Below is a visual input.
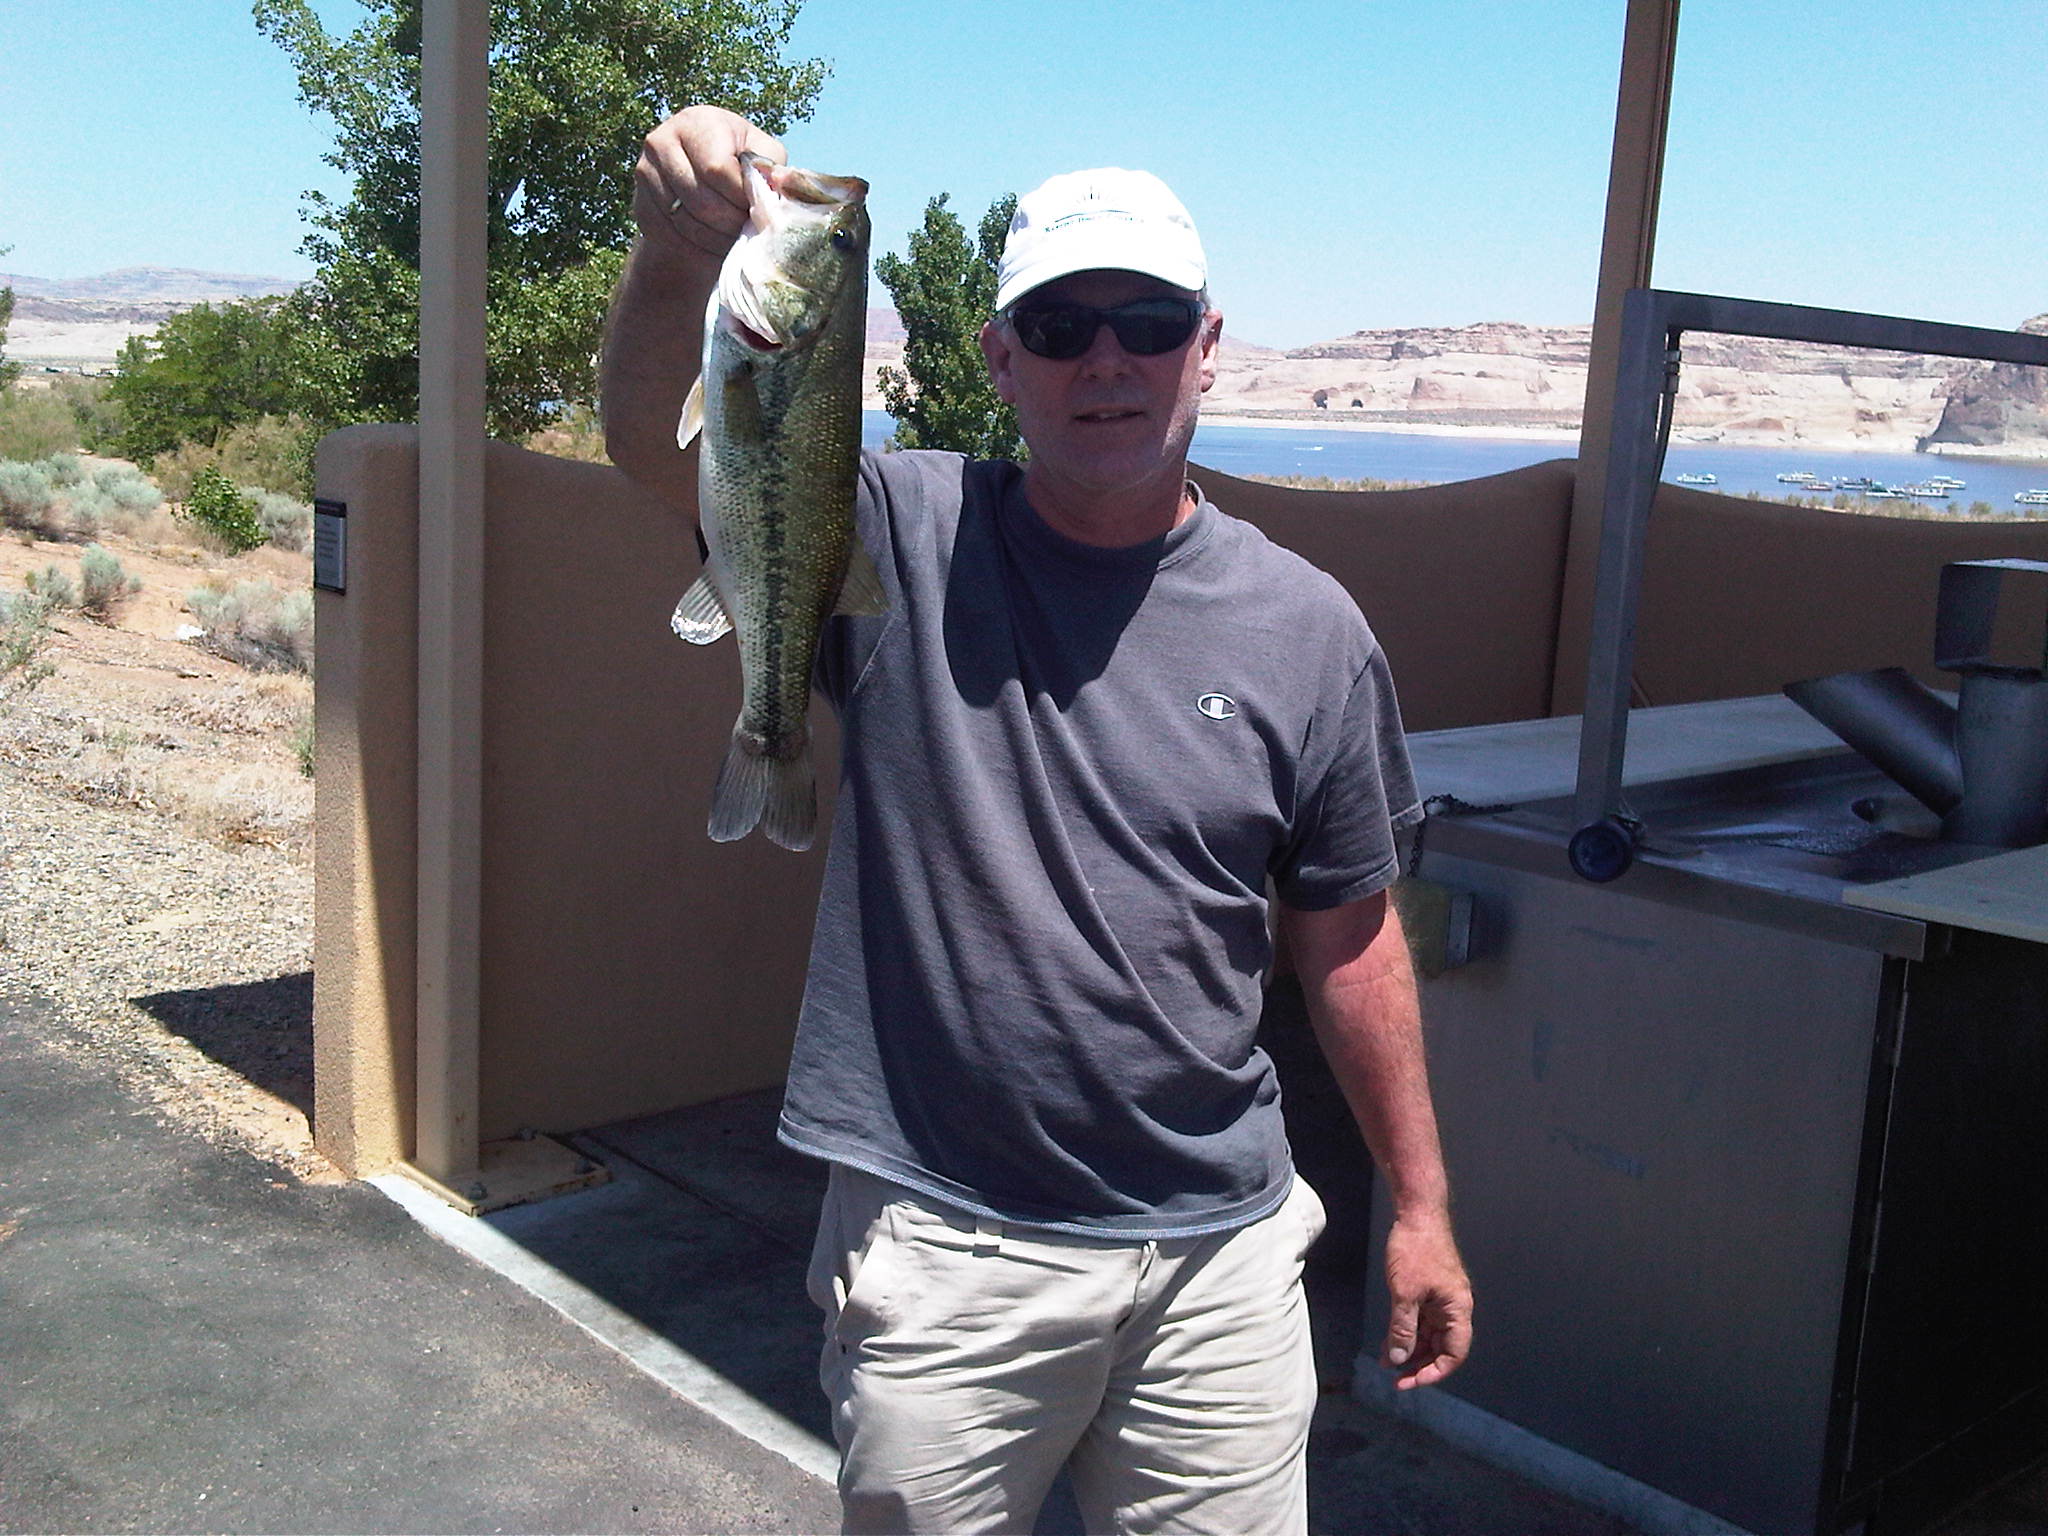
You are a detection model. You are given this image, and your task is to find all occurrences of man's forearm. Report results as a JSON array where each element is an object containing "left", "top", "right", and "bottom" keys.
[
  {"left": 600, "top": 235, "right": 714, "bottom": 512},
  {"left": 1286, "top": 892, "right": 1470, "bottom": 1384},
  {"left": 1291, "top": 898, "right": 1451, "bottom": 1220}
]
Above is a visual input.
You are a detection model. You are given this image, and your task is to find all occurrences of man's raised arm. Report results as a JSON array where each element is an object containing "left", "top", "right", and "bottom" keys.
[{"left": 600, "top": 106, "right": 785, "bottom": 516}]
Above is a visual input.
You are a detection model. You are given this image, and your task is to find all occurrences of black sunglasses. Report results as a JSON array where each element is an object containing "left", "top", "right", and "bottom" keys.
[{"left": 1006, "top": 297, "right": 1204, "bottom": 361}]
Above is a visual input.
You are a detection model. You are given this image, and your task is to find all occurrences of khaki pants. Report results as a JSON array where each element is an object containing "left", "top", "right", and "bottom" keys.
[{"left": 807, "top": 1164, "right": 1326, "bottom": 1536}]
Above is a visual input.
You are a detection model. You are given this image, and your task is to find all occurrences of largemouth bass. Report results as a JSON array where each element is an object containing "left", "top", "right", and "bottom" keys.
[{"left": 672, "top": 153, "right": 882, "bottom": 851}]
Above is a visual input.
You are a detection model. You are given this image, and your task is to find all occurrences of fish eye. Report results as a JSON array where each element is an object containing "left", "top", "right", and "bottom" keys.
[{"left": 831, "top": 226, "right": 854, "bottom": 250}]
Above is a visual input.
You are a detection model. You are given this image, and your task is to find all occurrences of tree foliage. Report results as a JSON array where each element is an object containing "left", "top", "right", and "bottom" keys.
[
  {"left": 0, "top": 245, "right": 20, "bottom": 392},
  {"left": 0, "top": 288, "right": 19, "bottom": 394},
  {"left": 253, "top": 0, "right": 826, "bottom": 436},
  {"left": 182, "top": 464, "right": 269, "bottom": 554},
  {"left": 875, "top": 193, "right": 1022, "bottom": 460},
  {"left": 109, "top": 298, "right": 299, "bottom": 461}
]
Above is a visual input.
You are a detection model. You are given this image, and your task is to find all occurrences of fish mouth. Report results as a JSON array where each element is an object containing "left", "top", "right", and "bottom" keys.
[
  {"left": 726, "top": 314, "right": 785, "bottom": 354},
  {"left": 744, "top": 152, "right": 868, "bottom": 209}
]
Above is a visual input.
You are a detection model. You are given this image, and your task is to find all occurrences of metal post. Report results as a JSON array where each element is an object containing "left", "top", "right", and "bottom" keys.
[
  {"left": 1550, "top": 0, "right": 1681, "bottom": 717},
  {"left": 1563, "top": 292, "right": 2048, "bottom": 879},
  {"left": 415, "top": 0, "right": 488, "bottom": 1184}
]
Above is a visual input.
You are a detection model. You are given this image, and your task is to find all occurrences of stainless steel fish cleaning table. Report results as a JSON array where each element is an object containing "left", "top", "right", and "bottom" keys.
[{"left": 1362, "top": 294, "right": 2048, "bottom": 1536}]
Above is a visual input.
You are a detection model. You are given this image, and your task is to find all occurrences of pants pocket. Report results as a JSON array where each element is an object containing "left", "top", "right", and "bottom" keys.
[{"left": 1292, "top": 1174, "right": 1328, "bottom": 1257}]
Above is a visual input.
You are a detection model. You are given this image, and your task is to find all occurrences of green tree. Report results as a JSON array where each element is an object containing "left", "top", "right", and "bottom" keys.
[
  {"left": 0, "top": 245, "right": 21, "bottom": 392},
  {"left": 875, "top": 193, "right": 1022, "bottom": 459},
  {"left": 254, "top": 0, "right": 826, "bottom": 437},
  {"left": 109, "top": 297, "right": 298, "bottom": 461}
]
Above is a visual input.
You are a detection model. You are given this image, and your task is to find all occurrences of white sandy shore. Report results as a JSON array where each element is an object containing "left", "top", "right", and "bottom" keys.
[
  {"left": 1199, "top": 410, "right": 2048, "bottom": 460},
  {"left": 1201, "top": 411, "right": 1581, "bottom": 444}
]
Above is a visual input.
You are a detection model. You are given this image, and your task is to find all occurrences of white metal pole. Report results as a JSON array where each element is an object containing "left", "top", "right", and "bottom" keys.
[{"left": 415, "top": 0, "right": 489, "bottom": 1184}]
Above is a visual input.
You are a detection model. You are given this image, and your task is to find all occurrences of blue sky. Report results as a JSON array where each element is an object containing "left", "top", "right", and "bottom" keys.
[{"left": 1, "top": 1, "right": 2041, "bottom": 348}]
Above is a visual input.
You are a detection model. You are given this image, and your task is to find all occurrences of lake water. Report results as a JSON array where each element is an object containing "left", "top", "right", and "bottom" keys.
[{"left": 860, "top": 410, "right": 2048, "bottom": 513}]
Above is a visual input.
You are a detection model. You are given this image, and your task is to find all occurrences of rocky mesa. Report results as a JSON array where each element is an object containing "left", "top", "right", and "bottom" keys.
[{"left": 864, "top": 310, "right": 2046, "bottom": 455}]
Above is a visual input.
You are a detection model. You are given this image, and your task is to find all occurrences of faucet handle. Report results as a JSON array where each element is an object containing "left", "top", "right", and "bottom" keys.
[{"left": 1935, "top": 558, "right": 2048, "bottom": 675}]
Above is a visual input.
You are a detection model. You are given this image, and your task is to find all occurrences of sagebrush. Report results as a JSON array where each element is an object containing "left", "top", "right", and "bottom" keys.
[
  {"left": 78, "top": 544, "right": 143, "bottom": 621},
  {"left": 0, "top": 456, "right": 162, "bottom": 539},
  {"left": 24, "top": 563, "right": 77, "bottom": 609},
  {"left": 0, "top": 591, "right": 55, "bottom": 695},
  {"left": 185, "top": 577, "right": 315, "bottom": 673}
]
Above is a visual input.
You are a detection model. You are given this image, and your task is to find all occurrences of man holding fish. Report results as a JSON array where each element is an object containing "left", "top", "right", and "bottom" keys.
[{"left": 603, "top": 104, "right": 1470, "bottom": 1536}]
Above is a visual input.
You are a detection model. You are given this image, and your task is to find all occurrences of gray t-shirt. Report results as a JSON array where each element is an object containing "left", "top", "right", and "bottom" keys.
[{"left": 778, "top": 450, "right": 1421, "bottom": 1238}]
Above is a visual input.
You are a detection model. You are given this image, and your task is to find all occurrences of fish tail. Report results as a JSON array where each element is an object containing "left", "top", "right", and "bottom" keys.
[{"left": 708, "top": 732, "right": 816, "bottom": 851}]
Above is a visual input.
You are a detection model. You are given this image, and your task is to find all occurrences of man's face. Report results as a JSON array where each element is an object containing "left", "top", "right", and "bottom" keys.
[{"left": 979, "top": 269, "right": 1222, "bottom": 504}]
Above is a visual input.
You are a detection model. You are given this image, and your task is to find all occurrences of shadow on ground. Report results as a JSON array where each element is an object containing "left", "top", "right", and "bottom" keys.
[{"left": 133, "top": 970, "right": 313, "bottom": 1116}]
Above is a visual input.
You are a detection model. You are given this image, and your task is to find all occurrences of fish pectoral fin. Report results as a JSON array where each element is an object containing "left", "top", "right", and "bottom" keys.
[
  {"left": 833, "top": 535, "right": 889, "bottom": 618},
  {"left": 677, "top": 376, "right": 704, "bottom": 450},
  {"left": 671, "top": 574, "right": 734, "bottom": 644}
]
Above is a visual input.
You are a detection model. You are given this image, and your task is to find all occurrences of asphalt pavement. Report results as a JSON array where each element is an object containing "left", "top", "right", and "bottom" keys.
[{"left": 4, "top": 984, "right": 2043, "bottom": 1536}]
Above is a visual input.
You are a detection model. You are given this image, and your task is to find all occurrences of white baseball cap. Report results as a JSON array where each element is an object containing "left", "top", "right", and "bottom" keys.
[{"left": 995, "top": 167, "right": 1207, "bottom": 312}]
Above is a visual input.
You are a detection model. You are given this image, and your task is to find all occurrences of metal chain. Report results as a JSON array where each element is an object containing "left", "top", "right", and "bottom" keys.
[{"left": 1406, "top": 793, "right": 1517, "bottom": 877}]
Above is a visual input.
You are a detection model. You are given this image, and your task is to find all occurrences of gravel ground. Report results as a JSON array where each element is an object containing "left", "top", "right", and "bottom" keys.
[
  {"left": 0, "top": 519, "right": 326, "bottom": 1179},
  {"left": 0, "top": 751, "right": 330, "bottom": 1182}
]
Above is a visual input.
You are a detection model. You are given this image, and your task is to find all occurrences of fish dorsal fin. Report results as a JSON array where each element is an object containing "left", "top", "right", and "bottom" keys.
[
  {"left": 671, "top": 573, "right": 733, "bottom": 644},
  {"left": 834, "top": 534, "right": 889, "bottom": 618},
  {"left": 676, "top": 375, "right": 704, "bottom": 450}
]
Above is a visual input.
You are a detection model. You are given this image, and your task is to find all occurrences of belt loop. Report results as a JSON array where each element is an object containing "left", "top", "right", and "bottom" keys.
[{"left": 973, "top": 1214, "right": 1002, "bottom": 1257}]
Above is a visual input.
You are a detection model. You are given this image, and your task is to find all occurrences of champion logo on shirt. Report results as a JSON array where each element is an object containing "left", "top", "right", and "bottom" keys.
[{"left": 1196, "top": 693, "right": 1237, "bottom": 721}]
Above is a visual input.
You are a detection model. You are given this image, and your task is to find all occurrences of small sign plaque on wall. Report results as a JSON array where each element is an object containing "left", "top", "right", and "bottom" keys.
[{"left": 313, "top": 498, "right": 347, "bottom": 593}]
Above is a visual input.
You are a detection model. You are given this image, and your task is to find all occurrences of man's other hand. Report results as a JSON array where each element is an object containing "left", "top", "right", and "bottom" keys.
[{"left": 1382, "top": 1211, "right": 1471, "bottom": 1390}]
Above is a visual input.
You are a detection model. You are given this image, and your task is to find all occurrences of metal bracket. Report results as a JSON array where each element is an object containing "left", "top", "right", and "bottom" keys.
[{"left": 1568, "top": 291, "right": 2048, "bottom": 879}]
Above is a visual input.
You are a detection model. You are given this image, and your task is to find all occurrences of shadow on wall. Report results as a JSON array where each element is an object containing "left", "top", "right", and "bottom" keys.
[{"left": 133, "top": 971, "right": 315, "bottom": 1120}]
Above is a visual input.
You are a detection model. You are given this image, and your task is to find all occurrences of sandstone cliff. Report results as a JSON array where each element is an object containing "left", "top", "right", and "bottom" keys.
[
  {"left": 1193, "top": 320, "right": 2010, "bottom": 453},
  {"left": 1920, "top": 314, "right": 2048, "bottom": 457}
]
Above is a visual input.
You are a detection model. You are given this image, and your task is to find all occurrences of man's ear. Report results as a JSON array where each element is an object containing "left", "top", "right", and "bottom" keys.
[
  {"left": 1197, "top": 308, "right": 1223, "bottom": 393},
  {"left": 979, "top": 319, "right": 1019, "bottom": 405}
]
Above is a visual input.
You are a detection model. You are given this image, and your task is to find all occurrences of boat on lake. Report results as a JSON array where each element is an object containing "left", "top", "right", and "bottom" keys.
[
  {"left": 1776, "top": 471, "right": 1818, "bottom": 483},
  {"left": 2017, "top": 490, "right": 2048, "bottom": 506},
  {"left": 1674, "top": 472, "right": 1717, "bottom": 485}
]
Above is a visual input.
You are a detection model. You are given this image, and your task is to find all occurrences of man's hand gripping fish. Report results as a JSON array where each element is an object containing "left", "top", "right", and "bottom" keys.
[{"left": 672, "top": 154, "right": 883, "bottom": 851}]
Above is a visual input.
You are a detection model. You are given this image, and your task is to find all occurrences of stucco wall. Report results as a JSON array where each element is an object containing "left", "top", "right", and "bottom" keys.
[
  {"left": 1634, "top": 486, "right": 2048, "bottom": 706},
  {"left": 474, "top": 439, "right": 835, "bottom": 1141},
  {"left": 312, "top": 425, "right": 421, "bottom": 1174},
  {"left": 314, "top": 428, "right": 836, "bottom": 1168},
  {"left": 1198, "top": 459, "right": 1579, "bottom": 732},
  {"left": 314, "top": 432, "right": 2047, "bottom": 1169}
]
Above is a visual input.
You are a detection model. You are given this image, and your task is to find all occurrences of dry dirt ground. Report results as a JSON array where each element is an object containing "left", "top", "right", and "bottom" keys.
[{"left": 0, "top": 509, "right": 331, "bottom": 1182}]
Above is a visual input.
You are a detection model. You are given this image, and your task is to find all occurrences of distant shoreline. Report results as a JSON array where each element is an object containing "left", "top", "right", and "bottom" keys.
[
  {"left": 1200, "top": 411, "right": 1580, "bottom": 444},
  {"left": 1196, "top": 409, "right": 2048, "bottom": 461}
]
